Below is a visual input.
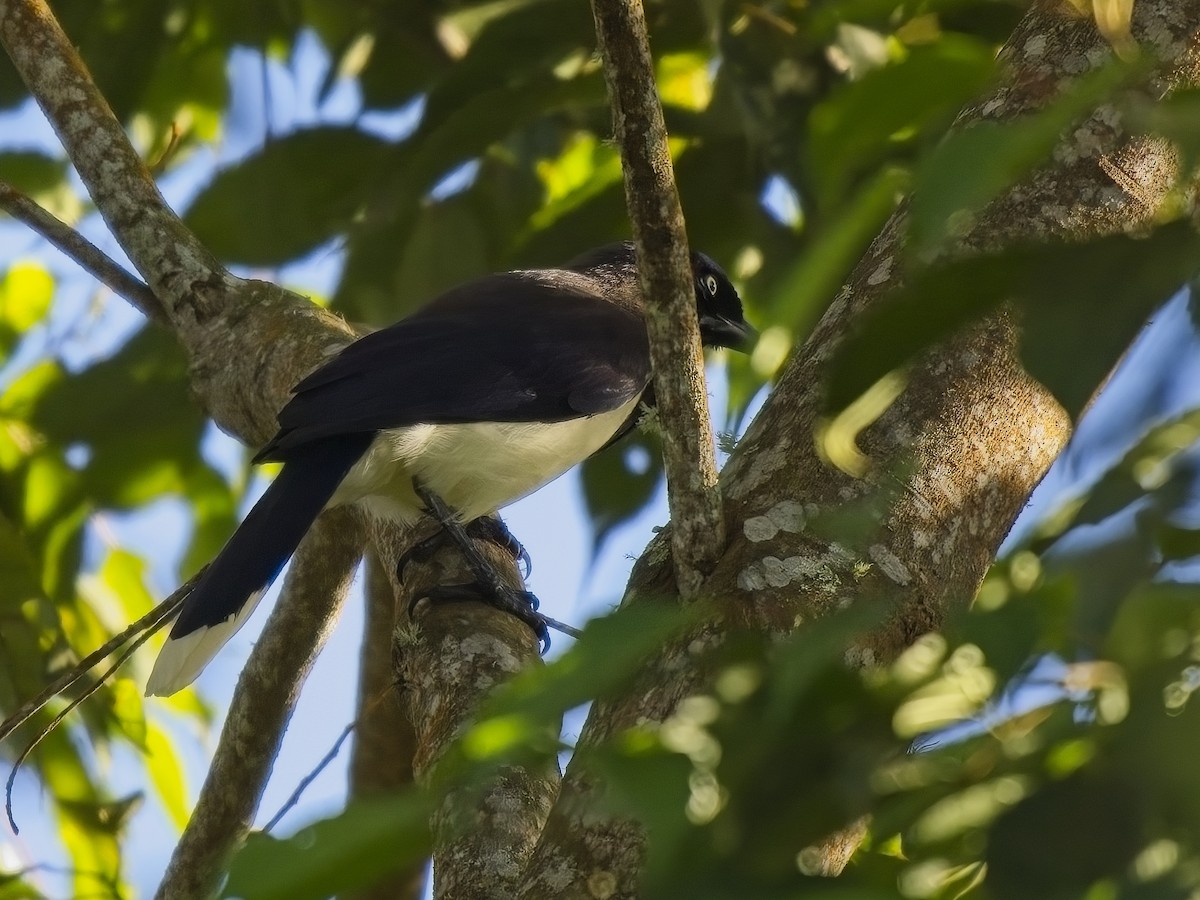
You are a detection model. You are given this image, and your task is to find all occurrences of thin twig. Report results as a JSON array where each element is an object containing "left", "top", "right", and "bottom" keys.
[
  {"left": 0, "top": 180, "right": 166, "bottom": 323},
  {"left": 0, "top": 567, "right": 204, "bottom": 745},
  {"left": 263, "top": 720, "right": 358, "bottom": 833},
  {"left": 5, "top": 597, "right": 179, "bottom": 832}
]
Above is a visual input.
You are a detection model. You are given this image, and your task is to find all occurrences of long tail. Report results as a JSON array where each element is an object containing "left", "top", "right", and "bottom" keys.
[{"left": 145, "top": 433, "right": 374, "bottom": 696}]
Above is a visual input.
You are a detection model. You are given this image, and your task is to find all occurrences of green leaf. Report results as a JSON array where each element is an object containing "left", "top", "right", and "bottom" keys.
[
  {"left": 419, "top": 0, "right": 595, "bottom": 132},
  {"left": 223, "top": 794, "right": 432, "bottom": 900},
  {"left": 771, "top": 167, "right": 909, "bottom": 338},
  {"left": 986, "top": 772, "right": 1143, "bottom": 899},
  {"left": 185, "top": 127, "right": 390, "bottom": 265},
  {"left": 1032, "top": 407, "right": 1200, "bottom": 545},
  {"left": 809, "top": 37, "right": 996, "bottom": 207},
  {"left": 909, "top": 60, "right": 1137, "bottom": 253},
  {"left": 398, "top": 71, "right": 608, "bottom": 214},
  {"left": 0, "top": 151, "right": 67, "bottom": 198},
  {"left": 31, "top": 326, "right": 220, "bottom": 512},
  {"left": 0, "top": 262, "right": 54, "bottom": 361},
  {"left": 469, "top": 603, "right": 702, "bottom": 746},
  {"left": 826, "top": 220, "right": 1200, "bottom": 417},
  {"left": 144, "top": 721, "right": 191, "bottom": 830}
]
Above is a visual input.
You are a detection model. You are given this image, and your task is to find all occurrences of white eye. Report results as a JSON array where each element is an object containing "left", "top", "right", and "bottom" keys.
[{"left": 705, "top": 274, "right": 719, "bottom": 296}]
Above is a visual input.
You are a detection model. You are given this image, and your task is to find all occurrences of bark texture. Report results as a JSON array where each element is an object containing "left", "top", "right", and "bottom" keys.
[
  {"left": 0, "top": 0, "right": 562, "bottom": 893},
  {"left": 522, "top": 2, "right": 1200, "bottom": 895},
  {"left": 370, "top": 519, "right": 559, "bottom": 900},
  {"left": 592, "top": 0, "right": 724, "bottom": 597}
]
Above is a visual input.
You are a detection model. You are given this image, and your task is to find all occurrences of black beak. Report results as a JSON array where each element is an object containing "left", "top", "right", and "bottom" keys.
[{"left": 701, "top": 314, "right": 758, "bottom": 352}]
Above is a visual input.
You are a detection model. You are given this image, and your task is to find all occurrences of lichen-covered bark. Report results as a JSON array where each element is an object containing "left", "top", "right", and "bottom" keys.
[
  {"left": 370, "top": 520, "right": 559, "bottom": 900},
  {"left": 592, "top": 0, "right": 724, "bottom": 597},
  {"left": 522, "top": 2, "right": 1200, "bottom": 895}
]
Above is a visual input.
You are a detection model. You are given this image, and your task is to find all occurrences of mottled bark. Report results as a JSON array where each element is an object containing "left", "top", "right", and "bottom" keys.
[
  {"left": 370, "top": 520, "right": 559, "bottom": 900},
  {"left": 522, "top": 2, "right": 1200, "bottom": 896},
  {"left": 592, "top": 0, "right": 724, "bottom": 597}
]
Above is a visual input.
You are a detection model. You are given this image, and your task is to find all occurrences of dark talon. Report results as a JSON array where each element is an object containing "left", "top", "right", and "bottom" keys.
[
  {"left": 464, "top": 517, "right": 532, "bottom": 578},
  {"left": 409, "top": 582, "right": 549, "bottom": 652},
  {"left": 400, "top": 516, "right": 532, "bottom": 581},
  {"left": 409, "top": 483, "right": 558, "bottom": 654},
  {"left": 397, "top": 526, "right": 450, "bottom": 580}
]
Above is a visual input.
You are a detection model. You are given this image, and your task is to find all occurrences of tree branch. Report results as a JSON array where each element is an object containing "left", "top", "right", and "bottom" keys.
[
  {"left": 0, "top": 180, "right": 166, "bottom": 323},
  {"left": 0, "top": 0, "right": 231, "bottom": 324},
  {"left": 345, "top": 549, "right": 426, "bottom": 900},
  {"left": 155, "top": 509, "right": 364, "bottom": 900},
  {"left": 591, "top": 0, "right": 723, "bottom": 597},
  {"left": 524, "top": 2, "right": 1200, "bottom": 894},
  {"left": 372, "top": 520, "right": 559, "bottom": 900},
  {"left": 0, "top": 0, "right": 362, "bottom": 452}
]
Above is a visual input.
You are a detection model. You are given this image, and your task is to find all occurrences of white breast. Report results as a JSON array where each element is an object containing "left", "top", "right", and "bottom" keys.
[{"left": 332, "top": 395, "right": 642, "bottom": 524}]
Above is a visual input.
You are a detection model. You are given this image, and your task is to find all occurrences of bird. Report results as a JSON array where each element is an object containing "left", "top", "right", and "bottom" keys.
[{"left": 144, "top": 242, "right": 754, "bottom": 696}]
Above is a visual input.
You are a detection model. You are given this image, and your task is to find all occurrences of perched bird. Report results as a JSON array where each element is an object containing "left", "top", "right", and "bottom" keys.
[{"left": 145, "top": 242, "right": 753, "bottom": 696}]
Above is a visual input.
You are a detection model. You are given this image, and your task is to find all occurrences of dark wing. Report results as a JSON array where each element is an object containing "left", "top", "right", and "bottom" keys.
[{"left": 256, "top": 272, "right": 650, "bottom": 461}]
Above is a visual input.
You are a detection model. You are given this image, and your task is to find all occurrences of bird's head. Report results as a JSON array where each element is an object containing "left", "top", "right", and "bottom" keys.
[
  {"left": 690, "top": 252, "right": 755, "bottom": 352},
  {"left": 565, "top": 242, "right": 756, "bottom": 352}
]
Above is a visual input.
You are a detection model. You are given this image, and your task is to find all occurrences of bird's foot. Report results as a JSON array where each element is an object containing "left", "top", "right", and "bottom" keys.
[
  {"left": 409, "top": 582, "right": 550, "bottom": 653},
  {"left": 396, "top": 516, "right": 530, "bottom": 580},
  {"left": 465, "top": 517, "right": 532, "bottom": 578},
  {"left": 407, "top": 482, "right": 551, "bottom": 651}
]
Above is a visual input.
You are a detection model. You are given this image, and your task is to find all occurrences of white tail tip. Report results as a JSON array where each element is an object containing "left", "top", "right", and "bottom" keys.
[{"left": 145, "top": 590, "right": 265, "bottom": 696}]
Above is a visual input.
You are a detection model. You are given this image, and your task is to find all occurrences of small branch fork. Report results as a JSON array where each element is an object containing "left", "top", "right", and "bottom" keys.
[{"left": 0, "top": 180, "right": 166, "bottom": 323}]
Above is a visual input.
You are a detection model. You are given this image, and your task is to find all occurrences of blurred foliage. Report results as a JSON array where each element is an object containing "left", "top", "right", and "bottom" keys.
[{"left": 1, "top": 0, "right": 1200, "bottom": 895}]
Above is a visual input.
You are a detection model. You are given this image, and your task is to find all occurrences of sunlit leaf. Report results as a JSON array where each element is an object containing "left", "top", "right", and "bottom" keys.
[
  {"left": 0, "top": 262, "right": 54, "bottom": 361},
  {"left": 144, "top": 721, "right": 190, "bottom": 830}
]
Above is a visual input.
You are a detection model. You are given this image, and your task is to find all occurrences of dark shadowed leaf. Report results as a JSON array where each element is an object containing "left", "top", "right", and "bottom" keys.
[
  {"left": 0, "top": 152, "right": 67, "bottom": 197},
  {"left": 186, "top": 127, "right": 390, "bottom": 265},
  {"left": 581, "top": 432, "right": 663, "bottom": 553},
  {"left": 986, "top": 772, "right": 1144, "bottom": 899},
  {"left": 771, "top": 167, "right": 908, "bottom": 336},
  {"left": 29, "top": 327, "right": 217, "bottom": 511},
  {"left": 827, "top": 221, "right": 1200, "bottom": 417}
]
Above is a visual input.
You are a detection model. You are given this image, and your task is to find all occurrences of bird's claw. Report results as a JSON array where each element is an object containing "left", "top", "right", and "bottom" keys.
[
  {"left": 398, "top": 517, "right": 531, "bottom": 580},
  {"left": 409, "top": 582, "right": 550, "bottom": 653},
  {"left": 464, "top": 517, "right": 532, "bottom": 578}
]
